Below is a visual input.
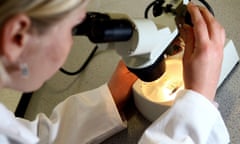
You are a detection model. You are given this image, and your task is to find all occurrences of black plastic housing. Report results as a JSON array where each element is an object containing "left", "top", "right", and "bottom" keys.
[
  {"left": 73, "top": 12, "right": 133, "bottom": 43},
  {"left": 127, "top": 55, "right": 166, "bottom": 82}
]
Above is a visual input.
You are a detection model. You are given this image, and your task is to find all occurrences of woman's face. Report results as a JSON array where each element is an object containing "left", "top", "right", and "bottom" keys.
[{"left": 7, "top": 6, "right": 86, "bottom": 92}]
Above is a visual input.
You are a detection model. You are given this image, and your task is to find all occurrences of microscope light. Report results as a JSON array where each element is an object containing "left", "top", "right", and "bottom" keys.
[{"left": 133, "top": 58, "right": 184, "bottom": 121}]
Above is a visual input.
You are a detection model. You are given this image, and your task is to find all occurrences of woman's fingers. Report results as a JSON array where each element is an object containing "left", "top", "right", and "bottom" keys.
[{"left": 187, "top": 3, "right": 209, "bottom": 45}]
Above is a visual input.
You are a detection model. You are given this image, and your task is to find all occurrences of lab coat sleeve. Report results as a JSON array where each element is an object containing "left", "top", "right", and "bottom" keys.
[
  {"left": 17, "top": 84, "right": 126, "bottom": 144},
  {"left": 138, "top": 89, "right": 230, "bottom": 144}
]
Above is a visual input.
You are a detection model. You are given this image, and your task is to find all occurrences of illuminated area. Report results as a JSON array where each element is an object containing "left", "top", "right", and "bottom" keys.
[
  {"left": 132, "top": 37, "right": 185, "bottom": 121},
  {"left": 139, "top": 59, "right": 184, "bottom": 105}
]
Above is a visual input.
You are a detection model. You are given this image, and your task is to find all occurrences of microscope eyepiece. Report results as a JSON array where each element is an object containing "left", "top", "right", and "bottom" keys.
[{"left": 73, "top": 12, "right": 134, "bottom": 43}]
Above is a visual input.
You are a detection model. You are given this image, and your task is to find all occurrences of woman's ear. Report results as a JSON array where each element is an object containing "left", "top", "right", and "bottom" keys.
[{"left": 0, "top": 14, "right": 31, "bottom": 63}]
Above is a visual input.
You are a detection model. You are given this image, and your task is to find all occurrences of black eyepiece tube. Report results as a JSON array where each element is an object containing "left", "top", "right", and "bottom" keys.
[{"left": 73, "top": 12, "right": 134, "bottom": 43}]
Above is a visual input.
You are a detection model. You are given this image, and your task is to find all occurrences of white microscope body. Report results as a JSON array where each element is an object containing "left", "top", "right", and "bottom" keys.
[{"left": 105, "top": 9, "right": 239, "bottom": 121}]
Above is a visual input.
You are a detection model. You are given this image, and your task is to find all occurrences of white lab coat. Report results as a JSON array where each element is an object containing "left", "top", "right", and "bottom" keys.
[{"left": 0, "top": 84, "right": 230, "bottom": 144}]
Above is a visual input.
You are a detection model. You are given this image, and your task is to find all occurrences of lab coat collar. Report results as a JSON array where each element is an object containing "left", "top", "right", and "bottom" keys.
[{"left": 0, "top": 103, "right": 39, "bottom": 144}]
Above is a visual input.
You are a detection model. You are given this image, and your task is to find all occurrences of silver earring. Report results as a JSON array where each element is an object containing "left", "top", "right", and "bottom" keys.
[{"left": 20, "top": 63, "right": 29, "bottom": 78}]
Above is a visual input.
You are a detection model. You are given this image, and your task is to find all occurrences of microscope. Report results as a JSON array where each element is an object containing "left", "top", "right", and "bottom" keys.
[
  {"left": 73, "top": 0, "right": 239, "bottom": 121},
  {"left": 73, "top": 0, "right": 194, "bottom": 82}
]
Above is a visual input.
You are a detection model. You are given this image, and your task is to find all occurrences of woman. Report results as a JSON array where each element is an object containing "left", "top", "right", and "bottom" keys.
[{"left": 0, "top": 0, "right": 229, "bottom": 143}]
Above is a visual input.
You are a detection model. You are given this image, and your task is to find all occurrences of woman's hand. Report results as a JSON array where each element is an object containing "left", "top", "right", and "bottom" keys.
[
  {"left": 108, "top": 60, "right": 137, "bottom": 111},
  {"left": 180, "top": 3, "right": 225, "bottom": 101}
]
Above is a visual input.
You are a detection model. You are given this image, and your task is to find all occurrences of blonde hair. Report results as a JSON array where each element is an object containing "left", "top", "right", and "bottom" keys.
[
  {"left": 0, "top": 0, "right": 86, "bottom": 33},
  {"left": 0, "top": 0, "right": 87, "bottom": 84}
]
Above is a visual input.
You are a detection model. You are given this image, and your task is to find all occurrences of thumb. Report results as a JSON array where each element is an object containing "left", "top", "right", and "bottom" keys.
[{"left": 180, "top": 24, "right": 194, "bottom": 59}]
